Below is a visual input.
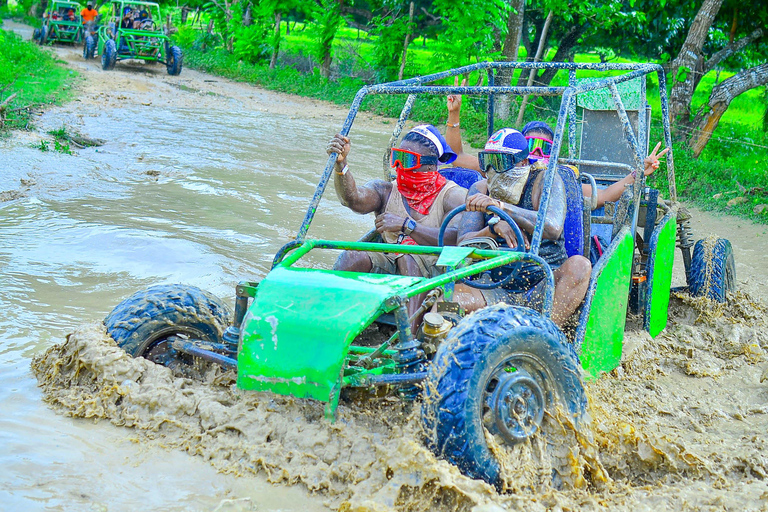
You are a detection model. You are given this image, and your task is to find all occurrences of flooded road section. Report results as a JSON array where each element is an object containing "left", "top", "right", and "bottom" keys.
[
  {"left": 5, "top": 24, "right": 768, "bottom": 511},
  {"left": 0, "top": 32, "right": 393, "bottom": 511}
]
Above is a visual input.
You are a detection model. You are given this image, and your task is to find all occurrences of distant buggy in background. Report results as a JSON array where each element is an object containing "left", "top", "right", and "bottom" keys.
[
  {"left": 97, "top": 0, "right": 183, "bottom": 75},
  {"left": 34, "top": 0, "right": 83, "bottom": 46}
]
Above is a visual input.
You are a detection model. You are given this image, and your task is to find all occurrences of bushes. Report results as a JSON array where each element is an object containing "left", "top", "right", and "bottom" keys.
[{"left": 0, "top": 29, "right": 75, "bottom": 130}]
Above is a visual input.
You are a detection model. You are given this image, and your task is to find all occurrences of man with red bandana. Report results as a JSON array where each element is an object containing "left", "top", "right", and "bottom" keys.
[{"left": 325, "top": 125, "right": 467, "bottom": 283}]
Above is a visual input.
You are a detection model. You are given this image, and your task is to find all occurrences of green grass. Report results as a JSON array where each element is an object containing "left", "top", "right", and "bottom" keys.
[{"left": 0, "top": 26, "right": 77, "bottom": 131}]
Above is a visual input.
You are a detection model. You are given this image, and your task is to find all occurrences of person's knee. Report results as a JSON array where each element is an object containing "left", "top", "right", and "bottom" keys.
[
  {"left": 335, "top": 251, "right": 372, "bottom": 272},
  {"left": 568, "top": 255, "right": 591, "bottom": 284}
]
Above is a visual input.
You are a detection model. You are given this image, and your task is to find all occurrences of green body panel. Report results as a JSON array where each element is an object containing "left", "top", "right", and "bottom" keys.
[
  {"left": 580, "top": 228, "right": 634, "bottom": 378},
  {"left": 236, "top": 266, "right": 422, "bottom": 402},
  {"left": 577, "top": 77, "right": 644, "bottom": 111},
  {"left": 645, "top": 212, "right": 677, "bottom": 337}
]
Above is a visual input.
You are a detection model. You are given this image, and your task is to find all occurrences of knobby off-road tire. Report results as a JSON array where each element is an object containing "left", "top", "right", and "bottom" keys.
[
  {"left": 688, "top": 237, "right": 736, "bottom": 302},
  {"left": 166, "top": 45, "right": 183, "bottom": 76},
  {"left": 104, "top": 284, "right": 232, "bottom": 377},
  {"left": 101, "top": 39, "right": 117, "bottom": 70},
  {"left": 421, "top": 304, "right": 588, "bottom": 487},
  {"left": 83, "top": 35, "right": 96, "bottom": 60},
  {"left": 38, "top": 26, "right": 48, "bottom": 45}
]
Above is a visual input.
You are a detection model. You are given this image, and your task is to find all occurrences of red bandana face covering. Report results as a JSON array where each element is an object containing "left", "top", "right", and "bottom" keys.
[{"left": 395, "top": 166, "right": 446, "bottom": 215}]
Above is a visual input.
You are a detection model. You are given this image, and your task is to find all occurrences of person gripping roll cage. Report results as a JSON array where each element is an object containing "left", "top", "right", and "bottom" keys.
[
  {"left": 453, "top": 128, "right": 592, "bottom": 327},
  {"left": 326, "top": 125, "right": 468, "bottom": 327}
]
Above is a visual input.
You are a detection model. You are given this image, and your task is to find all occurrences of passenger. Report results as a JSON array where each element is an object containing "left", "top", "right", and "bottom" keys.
[
  {"left": 521, "top": 120, "right": 669, "bottom": 208},
  {"left": 446, "top": 80, "right": 669, "bottom": 208},
  {"left": 453, "top": 128, "right": 592, "bottom": 327},
  {"left": 81, "top": 3, "right": 98, "bottom": 24},
  {"left": 66, "top": 8, "right": 76, "bottom": 21},
  {"left": 326, "top": 125, "right": 467, "bottom": 320},
  {"left": 121, "top": 7, "right": 134, "bottom": 29}
]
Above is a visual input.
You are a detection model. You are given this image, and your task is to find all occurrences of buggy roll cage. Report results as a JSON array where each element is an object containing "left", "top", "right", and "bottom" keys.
[{"left": 273, "top": 61, "right": 678, "bottom": 267}]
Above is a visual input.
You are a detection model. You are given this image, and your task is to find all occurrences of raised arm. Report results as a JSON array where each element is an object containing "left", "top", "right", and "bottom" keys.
[
  {"left": 326, "top": 133, "right": 387, "bottom": 214},
  {"left": 445, "top": 77, "right": 482, "bottom": 172},
  {"left": 584, "top": 141, "right": 670, "bottom": 207}
]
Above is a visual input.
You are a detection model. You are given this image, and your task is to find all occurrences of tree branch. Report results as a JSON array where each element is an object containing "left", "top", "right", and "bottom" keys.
[{"left": 704, "top": 28, "right": 764, "bottom": 74}]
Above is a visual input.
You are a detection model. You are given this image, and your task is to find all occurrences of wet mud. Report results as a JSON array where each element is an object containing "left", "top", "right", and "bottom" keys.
[
  {"left": 32, "top": 290, "right": 768, "bottom": 512},
  {"left": 5, "top": 19, "right": 768, "bottom": 511}
]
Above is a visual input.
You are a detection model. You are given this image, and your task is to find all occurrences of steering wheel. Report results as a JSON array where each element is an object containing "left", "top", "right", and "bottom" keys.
[{"left": 438, "top": 204, "right": 527, "bottom": 289}]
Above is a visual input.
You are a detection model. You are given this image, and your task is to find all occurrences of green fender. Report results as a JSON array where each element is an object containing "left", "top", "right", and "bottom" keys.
[
  {"left": 644, "top": 212, "right": 677, "bottom": 337},
  {"left": 577, "top": 227, "right": 634, "bottom": 378},
  {"left": 236, "top": 266, "right": 421, "bottom": 404}
]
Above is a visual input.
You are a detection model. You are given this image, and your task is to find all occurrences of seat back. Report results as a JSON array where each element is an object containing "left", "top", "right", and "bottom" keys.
[
  {"left": 557, "top": 165, "right": 584, "bottom": 258},
  {"left": 439, "top": 167, "right": 484, "bottom": 190}
]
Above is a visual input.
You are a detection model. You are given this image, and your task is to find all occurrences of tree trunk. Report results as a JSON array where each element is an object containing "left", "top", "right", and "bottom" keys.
[
  {"left": 495, "top": 0, "right": 525, "bottom": 119},
  {"left": 516, "top": 10, "right": 553, "bottom": 126},
  {"left": 397, "top": 2, "right": 415, "bottom": 80},
  {"left": 690, "top": 62, "right": 768, "bottom": 157},
  {"left": 669, "top": 0, "right": 724, "bottom": 131},
  {"left": 534, "top": 24, "right": 586, "bottom": 87},
  {"left": 270, "top": 11, "right": 282, "bottom": 69}
]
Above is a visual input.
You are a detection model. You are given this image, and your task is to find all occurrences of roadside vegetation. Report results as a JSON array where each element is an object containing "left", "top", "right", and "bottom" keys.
[{"left": 0, "top": 20, "right": 76, "bottom": 131}]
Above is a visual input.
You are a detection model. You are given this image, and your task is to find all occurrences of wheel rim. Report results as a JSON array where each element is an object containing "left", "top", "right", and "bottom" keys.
[
  {"left": 482, "top": 353, "right": 553, "bottom": 445},
  {"left": 140, "top": 326, "right": 209, "bottom": 375}
]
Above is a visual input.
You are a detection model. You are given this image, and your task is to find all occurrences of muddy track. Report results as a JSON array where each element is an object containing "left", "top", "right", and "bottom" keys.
[{"left": 7, "top": 19, "right": 768, "bottom": 512}]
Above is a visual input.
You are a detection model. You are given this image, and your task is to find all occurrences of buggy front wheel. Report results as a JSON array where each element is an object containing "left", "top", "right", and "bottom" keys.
[
  {"left": 421, "top": 304, "right": 588, "bottom": 487},
  {"left": 166, "top": 45, "right": 183, "bottom": 76},
  {"left": 104, "top": 284, "right": 232, "bottom": 377},
  {"left": 101, "top": 38, "right": 116, "bottom": 70}
]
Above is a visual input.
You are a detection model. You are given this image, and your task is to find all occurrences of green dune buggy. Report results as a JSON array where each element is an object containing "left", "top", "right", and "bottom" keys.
[
  {"left": 97, "top": 0, "right": 182, "bottom": 75},
  {"left": 34, "top": 0, "right": 83, "bottom": 45},
  {"left": 103, "top": 62, "right": 735, "bottom": 487}
]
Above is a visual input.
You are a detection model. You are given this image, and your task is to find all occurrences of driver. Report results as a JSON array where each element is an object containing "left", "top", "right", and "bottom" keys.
[
  {"left": 81, "top": 3, "right": 98, "bottom": 24},
  {"left": 454, "top": 128, "right": 592, "bottom": 327},
  {"left": 326, "top": 125, "right": 467, "bottom": 326},
  {"left": 325, "top": 125, "right": 467, "bottom": 280}
]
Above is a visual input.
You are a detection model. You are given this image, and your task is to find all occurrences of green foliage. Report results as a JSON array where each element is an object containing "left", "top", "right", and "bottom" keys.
[
  {"left": 369, "top": 12, "right": 410, "bottom": 82},
  {"left": 431, "top": 0, "right": 507, "bottom": 68},
  {"left": 308, "top": 0, "right": 342, "bottom": 72},
  {"left": 0, "top": 29, "right": 75, "bottom": 130},
  {"left": 233, "top": 24, "right": 270, "bottom": 63}
]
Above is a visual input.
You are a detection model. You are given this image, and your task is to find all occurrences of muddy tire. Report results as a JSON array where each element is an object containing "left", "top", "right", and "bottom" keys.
[
  {"left": 38, "top": 25, "right": 48, "bottom": 45},
  {"left": 421, "top": 304, "right": 587, "bottom": 487},
  {"left": 104, "top": 284, "right": 232, "bottom": 374},
  {"left": 33, "top": 28, "right": 41, "bottom": 42},
  {"left": 101, "top": 38, "right": 117, "bottom": 70},
  {"left": 83, "top": 35, "right": 96, "bottom": 60},
  {"left": 689, "top": 237, "right": 736, "bottom": 302},
  {"left": 166, "top": 45, "right": 183, "bottom": 76}
]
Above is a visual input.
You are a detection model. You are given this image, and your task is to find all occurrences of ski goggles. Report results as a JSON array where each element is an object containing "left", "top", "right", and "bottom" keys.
[
  {"left": 526, "top": 136, "right": 553, "bottom": 157},
  {"left": 478, "top": 151, "right": 528, "bottom": 173},
  {"left": 390, "top": 148, "right": 438, "bottom": 171}
]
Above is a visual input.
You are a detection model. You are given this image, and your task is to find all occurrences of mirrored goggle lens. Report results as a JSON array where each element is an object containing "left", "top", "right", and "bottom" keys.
[
  {"left": 527, "top": 137, "right": 553, "bottom": 156},
  {"left": 479, "top": 152, "right": 524, "bottom": 173},
  {"left": 390, "top": 149, "right": 420, "bottom": 169}
]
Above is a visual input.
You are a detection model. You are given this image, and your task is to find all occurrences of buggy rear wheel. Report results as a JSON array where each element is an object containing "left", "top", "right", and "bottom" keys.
[
  {"left": 104, "top": 284, "right": 232, "bottom": 377},
  {"left": 421, "top": 304, "right": 588, "bottom": 487},
  {"left": 688, "top": 237, "right": 735, "bottom": 302}
]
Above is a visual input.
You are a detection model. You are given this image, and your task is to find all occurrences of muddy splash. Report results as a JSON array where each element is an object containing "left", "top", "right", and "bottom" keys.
[{"left": 31, "top": 291, "right": 768, "bottom": 511}]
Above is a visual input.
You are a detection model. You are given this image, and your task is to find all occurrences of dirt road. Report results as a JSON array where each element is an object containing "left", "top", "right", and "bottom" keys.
[{"left": 7, "top": 20, "right": 768, "bottom": 512}]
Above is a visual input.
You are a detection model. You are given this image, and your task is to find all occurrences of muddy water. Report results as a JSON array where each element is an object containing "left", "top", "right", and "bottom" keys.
[
  {"left": 5, "top": 24, "right": 768, "bottom": 511},
  {"left": 0, "top": 35, "right": 396, "bottom": 510}
]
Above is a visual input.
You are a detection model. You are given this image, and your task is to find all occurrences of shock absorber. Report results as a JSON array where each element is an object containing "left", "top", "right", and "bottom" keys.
[
  {"left": 389, "top": 297, "right": 427, "bottom": 401},
  {"left": 676, "top": 215, "right": 695, "bottom": 284}
]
